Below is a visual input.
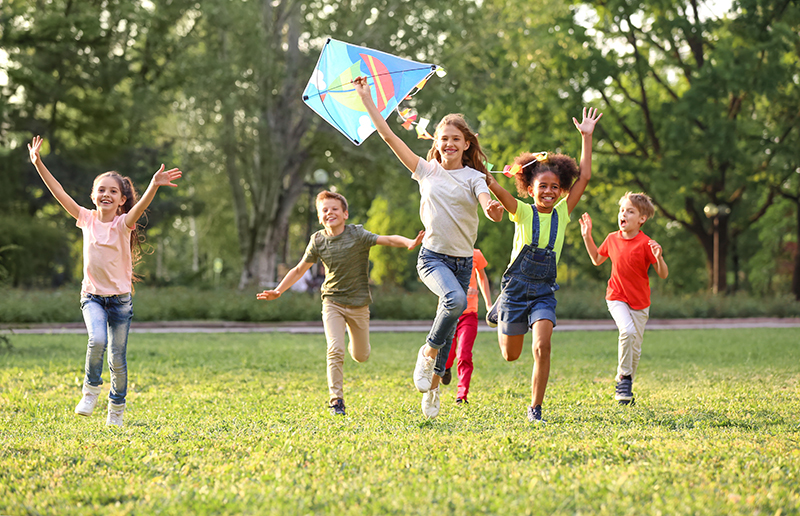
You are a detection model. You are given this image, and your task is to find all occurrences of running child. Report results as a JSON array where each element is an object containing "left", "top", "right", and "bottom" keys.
[
  {"left": 486, "top": 107, "right": 602, "bottom": 423},
  {"left": 441, "top": 248, "right": 492, "bottom": 405},
  {"left": 256, "top": 190, "right": 424, "bottom": 416},
  {"left": 28, "top": 135, "right": 182, "bottom": 427},
  {"left": 353, "top": 76, "right": 504, "bottom": 419},
  {"left": 579, "top": 192, "right": 669, "bottom": 405}
]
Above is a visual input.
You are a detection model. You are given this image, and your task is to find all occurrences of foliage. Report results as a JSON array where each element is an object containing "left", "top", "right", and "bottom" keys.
[
  {"left": 0, "top": 216, "right": 75, "bottom": 287},
  {"left": 1, "top": 329, "right": 799, "bottom": 514},
  {"left": 1, "top": 286, "right": 799, "bottom": 324}
]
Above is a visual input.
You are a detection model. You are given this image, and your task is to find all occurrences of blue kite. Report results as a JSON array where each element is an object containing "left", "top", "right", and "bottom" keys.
[{"left": 302, "top": 38, "right": 443, "bottom": 145}]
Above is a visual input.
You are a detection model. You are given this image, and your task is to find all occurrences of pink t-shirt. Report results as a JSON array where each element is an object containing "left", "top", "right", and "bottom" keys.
[
  {"left": 597, "top": 230, "right": 657, "bottom": 310},
  {"left": 76, "top": 207, "right": 134, "bottom": 295}
]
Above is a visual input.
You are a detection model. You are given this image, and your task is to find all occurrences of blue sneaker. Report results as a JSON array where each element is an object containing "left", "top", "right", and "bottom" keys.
[
  {"left": 615, "top": 376, "right": 634, "bottom": 405},
  {"left": 485, "top": 303, "right": 498, "bottom": 328},
  {"left": 527, "top": 404, "right": 545, "bottom": 423},
  {"left": 329, "top": 398, "right": 346, "bottom": 416}
]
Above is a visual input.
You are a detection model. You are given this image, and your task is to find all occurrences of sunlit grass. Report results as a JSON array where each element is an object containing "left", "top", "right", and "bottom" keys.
[{"left": 1, "top": 328, "right": 798, "bottom": 515}]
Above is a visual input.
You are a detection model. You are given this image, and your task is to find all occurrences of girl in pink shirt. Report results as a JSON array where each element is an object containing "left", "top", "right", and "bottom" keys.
[{"left": 28, "top": 135, "right": 182, "bottom": 427}]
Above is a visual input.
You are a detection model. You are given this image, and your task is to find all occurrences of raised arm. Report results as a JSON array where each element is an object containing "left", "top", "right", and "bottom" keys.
[
  {"left": 566, "top": 107, "right": 603, "bottom": 215},
  {"left": 124, "top": 164, "right": 182, "bottom": 228},
  {"left": 28, "top": 136, "right": 81, "bottom": 220},
  {"left": 256, "top": 260, "right": 315, "bottom": 301},
  {"left": 579, "top": 212, "right": 607, "bottom": 266},
  {"left": 376, "top": 230, "right": 425, "bottom": 250},
  {"left": 649, "top": 240, "right": 669, "bottom": 279},
  {"left": 487, "top": 174, "right": 519, "bottom": 216},
  {"left": 353, "top": 76, "right": 421, "bottom": 173}
]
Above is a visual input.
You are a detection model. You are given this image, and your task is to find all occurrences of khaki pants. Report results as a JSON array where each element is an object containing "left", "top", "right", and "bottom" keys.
[
  {"left": 607, "top": 300, "right": 650, "bottom": 381},
  {"left": 322, "top": 300, "right": 371, "bottom": 403}
]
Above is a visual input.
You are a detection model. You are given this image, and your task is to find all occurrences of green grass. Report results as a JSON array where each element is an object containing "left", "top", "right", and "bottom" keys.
[{"left": 1, "top": 328, "right": 799, "bottom": 515}]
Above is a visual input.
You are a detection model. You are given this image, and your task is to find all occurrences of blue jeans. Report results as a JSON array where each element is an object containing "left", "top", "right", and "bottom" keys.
[
  {"left": 416, "top": 247, "right": 473, "bottom": 377},
  {"left": 80, "top": 293, "right": 133, "bottom": 405}
]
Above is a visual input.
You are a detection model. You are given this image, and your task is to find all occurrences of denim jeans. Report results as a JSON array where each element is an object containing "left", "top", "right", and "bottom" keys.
[
  {"left": 80, "top": 292, "right": 133, "bottom": 405},
  {"left": 416, "top": 247, "right": 473, "bottom": 377}
]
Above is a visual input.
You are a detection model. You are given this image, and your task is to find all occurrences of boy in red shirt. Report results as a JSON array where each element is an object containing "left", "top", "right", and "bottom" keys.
[{"left": 579, "top": 192, "right": 669, "bottom": 405}]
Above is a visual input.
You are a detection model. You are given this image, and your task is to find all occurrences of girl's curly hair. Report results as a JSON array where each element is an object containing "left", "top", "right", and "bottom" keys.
[{"left": 513, "top": 152, "right": 580, "bottom": 198}]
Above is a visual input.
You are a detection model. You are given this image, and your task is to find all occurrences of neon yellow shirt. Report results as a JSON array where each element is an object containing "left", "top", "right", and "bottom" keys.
[{"left": 507, "top": 198, "right": 570, "bottom": 268}]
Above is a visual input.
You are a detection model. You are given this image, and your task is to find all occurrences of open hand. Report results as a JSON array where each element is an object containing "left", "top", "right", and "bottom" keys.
[
  {"left": 256, "top": 290, "right": 282, "bottom": 301},
  {"left": 408, "top": 230, "right": 425, "bottom": 250},
  {"left": 579, "top": 212, "right": 593, "bottom": 238},
  {"left": 28, "top": 135, "right": 43, "bottom": 165},
  {"left": 649, "top": 240, "right": 663, "bottom": 259},
  {"left": 152, "top": 164, "right": 182, "bottom": 187},
  {"left": 486, "top": 199, "right": 505, "bottom": 222},
  {"left": 573, "top": 107, "right": 603, "bottom": 136}
]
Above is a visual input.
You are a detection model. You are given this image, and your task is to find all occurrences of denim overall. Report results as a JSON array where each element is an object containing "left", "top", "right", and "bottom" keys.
[{"left": 497, "top": 207, "right": 560, "bottom": 335}]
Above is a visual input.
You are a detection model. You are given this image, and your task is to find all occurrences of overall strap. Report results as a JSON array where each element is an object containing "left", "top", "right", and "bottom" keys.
[{"left": 531, "top": 206, "right": 558, "bottom": 251}]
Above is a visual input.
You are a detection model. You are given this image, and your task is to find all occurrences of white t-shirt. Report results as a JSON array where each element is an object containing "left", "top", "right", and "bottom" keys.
[
  {"left": 412, "top": 159, "right": 490, "bottom": 257},
  {"left": 76, "top": 207, "right": 134, "bottom": 295}
]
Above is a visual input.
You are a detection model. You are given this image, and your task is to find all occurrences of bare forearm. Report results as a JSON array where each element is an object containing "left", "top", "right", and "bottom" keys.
[
  {"left": 32, "top": 158, "right": 80, "bottom": 219},
  {"left": 582, "top": 235, "right": 604, "bottom": 266},
  {"left": 654, "top": 257, "right": 669, "bottom": 279},
  {"left": 379, "top": 235, "right": 413, "bottom": 248},
  {"left": 489, "top": 182, "right": 518, "bottom": 215},
  {"left": 126, "top": 180, "right": 160, "bottom": 227}
]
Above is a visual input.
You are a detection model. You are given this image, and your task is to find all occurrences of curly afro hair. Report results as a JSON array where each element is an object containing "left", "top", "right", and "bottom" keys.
[{"left": 513, "top": 152, "right": 580, "bottom": 199}]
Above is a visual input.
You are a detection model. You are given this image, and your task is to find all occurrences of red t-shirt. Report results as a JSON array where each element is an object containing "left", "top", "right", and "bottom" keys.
[{"left": 597, "top": 231, "right": 657, "bottom": 310}]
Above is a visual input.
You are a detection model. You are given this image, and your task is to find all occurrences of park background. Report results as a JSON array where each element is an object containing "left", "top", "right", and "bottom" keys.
[{"left": 1, "top": 0, "right": 800, "bottom": 319}]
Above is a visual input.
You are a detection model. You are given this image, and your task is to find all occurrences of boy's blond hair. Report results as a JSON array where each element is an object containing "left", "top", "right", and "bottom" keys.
[
  {"left": 316, "top": 190, "right": 348, "bottom": 212},
  {"left": 620, "top": 192, "right": 655, "bottom": 220}
]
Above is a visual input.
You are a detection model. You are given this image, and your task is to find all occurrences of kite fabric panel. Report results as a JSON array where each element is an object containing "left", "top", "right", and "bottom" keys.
[{"left": 302, "top": 38, "right": 439, "bottom": 145}]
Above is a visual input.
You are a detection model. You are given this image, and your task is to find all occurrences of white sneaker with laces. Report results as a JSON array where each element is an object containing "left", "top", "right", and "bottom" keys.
[
  {"left": 421, "top": 387, "right": 441, "bottom": 419},
  {"left": 413, "top": 345, "right": 436, "bottom": 393},
  {"left": 75, "top": 385, "right": 101, "bottom": 416},
  {"left": 106, "top": 402, "right": 125, "bottom": 427}
]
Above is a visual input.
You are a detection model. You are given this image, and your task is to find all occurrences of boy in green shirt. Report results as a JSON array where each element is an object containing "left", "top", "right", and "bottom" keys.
[{"left": 257, "top": 191, "right": 423, "bottom": 415}]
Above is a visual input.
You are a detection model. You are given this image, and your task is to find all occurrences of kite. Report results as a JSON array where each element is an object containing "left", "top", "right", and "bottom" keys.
[
  {"left": 491, "top": 152, "right": 550, "bottom": 177},
  {"left": 302, "top": 38, "right": 445, "bottom": 145}
]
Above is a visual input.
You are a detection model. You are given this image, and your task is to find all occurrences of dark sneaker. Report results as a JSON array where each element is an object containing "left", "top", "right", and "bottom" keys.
[
  {"left": 615, "top": 376, "right": 634, "bottom": 405},
  {"left": 485, "top": 303, "right": 498, "bottom": 328},
  {"left": 442, "top": 368, "right": 452, "bottom": 385},
  {"left": 456, "top": 398, "right": 468, "bottom": 405},
  {"left": 329, "top": 399, "right": 346, "bottom": 416},
  {"left": 527, "top": 404, "right": 545, "bottom": 423}
]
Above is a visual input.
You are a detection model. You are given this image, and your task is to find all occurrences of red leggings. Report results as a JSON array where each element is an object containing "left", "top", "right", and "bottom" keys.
[{"left": 445, "top": 311, "right": 478, "bottom": 400}]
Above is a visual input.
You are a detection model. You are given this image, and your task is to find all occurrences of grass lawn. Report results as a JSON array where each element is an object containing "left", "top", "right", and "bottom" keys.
[{"left": 1, "top": 328, "right": 798, "bottom": 515}]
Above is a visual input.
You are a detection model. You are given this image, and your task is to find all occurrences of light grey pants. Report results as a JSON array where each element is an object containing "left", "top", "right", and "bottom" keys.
[{"left": 607, "top": 300, "right": 650, "bottom": 381}]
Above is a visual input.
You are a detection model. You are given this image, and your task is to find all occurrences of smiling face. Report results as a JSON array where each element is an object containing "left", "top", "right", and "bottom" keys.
[
  {"left": 317, "top": 197, "right": 349, "bottom": 235},
  {"left": 435, "top": 124, "right": 469, "bottom": 168},
  {"left": 618, "top": 198, "right": 647, "bottom": 235},
  {"left": 527, "top": 170, "right": 562, "bottom": 213},
  {"left": 91, "top": 175, "right": 127, "bottom": 216}
]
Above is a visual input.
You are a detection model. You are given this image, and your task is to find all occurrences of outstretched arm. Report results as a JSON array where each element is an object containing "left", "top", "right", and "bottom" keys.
[
  {"left": 28, "top": 136, "right": 81, "bottom": 220},
  {"left": 579, "top": 212, "right": 607, "bottom": 266},
  {"left": 649, "top": 240, "right": 669, "bottom": 279},
  {"left": 566, "top": 107, "right": 603, "bottom": 215},
  {"left": 353, "top": 76, "right": 421, "bottom": 173},
  {"left": 478, "top": 192, "right": 504, "bottom": 222},
  {"left": 376, "top": 230, "right": 425, "bottom": 250},
  {"left": 487, "top": 173, "right": 518, "bottom": 216},
  {"left": 256, "top": 260, "right": 315, "bottom": 301},
  {"left": 124, "top": 165, "right": 182, "bottom": 228}
]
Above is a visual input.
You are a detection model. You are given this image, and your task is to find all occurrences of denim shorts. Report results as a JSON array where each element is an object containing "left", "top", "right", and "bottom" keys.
[{"left": 497, "top": 277, "right": 557, "bottom": 336}]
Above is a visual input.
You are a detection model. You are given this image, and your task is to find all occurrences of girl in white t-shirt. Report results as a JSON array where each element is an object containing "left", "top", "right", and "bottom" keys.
[
  {"left": 28, "top": 135, "right": 182, "bottom": 427},
  {"left": 354, "top": 76, "right": 504, "bottom": 419}
]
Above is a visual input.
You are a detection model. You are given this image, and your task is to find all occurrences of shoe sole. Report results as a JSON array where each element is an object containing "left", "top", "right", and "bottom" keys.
[{"left": 75, "top": 410, "right": 93, "bottom": 416}]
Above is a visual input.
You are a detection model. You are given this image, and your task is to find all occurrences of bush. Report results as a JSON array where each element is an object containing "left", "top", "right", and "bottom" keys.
[{"left": 0, "top": 285, "right": 798, "bottom": 324}]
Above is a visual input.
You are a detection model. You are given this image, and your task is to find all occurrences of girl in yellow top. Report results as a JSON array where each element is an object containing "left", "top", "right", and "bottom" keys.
[{"left": 486, "top": 107, "right": 602, "bottom": 423}]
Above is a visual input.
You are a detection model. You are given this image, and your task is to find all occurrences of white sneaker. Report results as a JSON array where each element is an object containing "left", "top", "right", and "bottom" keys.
[
  {"left": 413, "top": 345, "right": 436, "bottom": 393},
  {"left": 421, "top": 387, "right": 440, "bottom": 419},
  {"left": 106, "top": 402, "right": 125, "bottom": 427},
  {"left": 74, "top": 385, "right": 101, "bottom": 416}
]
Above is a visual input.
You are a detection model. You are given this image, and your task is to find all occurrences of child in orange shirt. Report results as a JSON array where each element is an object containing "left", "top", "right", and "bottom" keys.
[{"left": 579, "top": 192, "right": 669, "bottom": 405}]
